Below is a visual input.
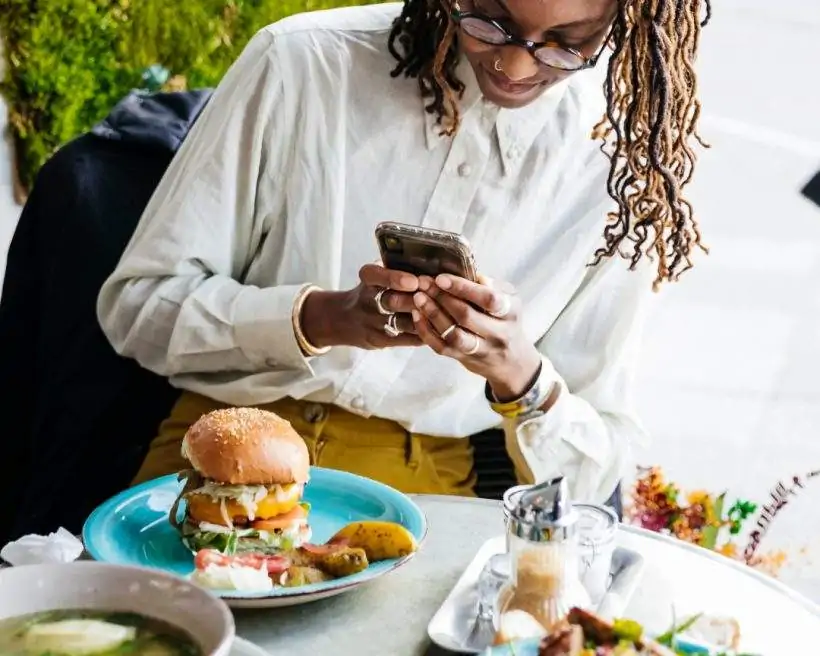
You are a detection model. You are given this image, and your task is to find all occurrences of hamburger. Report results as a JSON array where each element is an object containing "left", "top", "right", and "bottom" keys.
[{"left": 170, "top": 407, "right": 312, "bottom": 555}]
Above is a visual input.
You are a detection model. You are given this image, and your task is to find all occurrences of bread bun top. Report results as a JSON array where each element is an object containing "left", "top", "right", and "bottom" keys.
[{"left": 182, "top": 407, "right": 309, "bottom": 485}]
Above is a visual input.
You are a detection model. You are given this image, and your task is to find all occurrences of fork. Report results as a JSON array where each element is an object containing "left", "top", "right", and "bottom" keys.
[{"left": 463, "top": 554, "right": 510, "bottom": 652}]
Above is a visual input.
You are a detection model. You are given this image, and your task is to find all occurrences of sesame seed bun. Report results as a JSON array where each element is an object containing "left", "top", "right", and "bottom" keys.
[{"left": 182, "top": 407, "right": 310, "bottom": 486}]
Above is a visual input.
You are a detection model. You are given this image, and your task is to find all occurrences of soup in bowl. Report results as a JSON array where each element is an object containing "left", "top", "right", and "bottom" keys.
[{"left": 0, "top": 562, "right": 234, "bottom": 655}]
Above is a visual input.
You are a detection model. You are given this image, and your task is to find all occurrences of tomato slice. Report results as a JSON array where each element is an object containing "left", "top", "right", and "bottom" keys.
[
  {"left": 250, "top": 505, "right": 308, "bottom": 531},
  {"left": 265, "top": 555, "right": 291, "bottom": 574},
  {"left": 194, "top": 549, "right": 291, "bottom": 574},
  {"left": 195, "top": 549, "right": 231, "bottom": 570}
]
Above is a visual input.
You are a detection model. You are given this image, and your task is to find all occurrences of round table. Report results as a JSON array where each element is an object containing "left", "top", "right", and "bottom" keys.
[{"left": 235, "top": 495, "right": 820, "bottom": 654}]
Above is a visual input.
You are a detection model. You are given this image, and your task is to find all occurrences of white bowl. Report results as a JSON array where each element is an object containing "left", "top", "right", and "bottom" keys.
[{"left": 0, "top": 562, "right": 235, "bottom": 655}]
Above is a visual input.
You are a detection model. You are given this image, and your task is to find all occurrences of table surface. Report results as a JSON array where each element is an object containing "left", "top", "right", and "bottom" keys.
[{"left": 234, "top": 495, "right": 820, "bottom": 655}]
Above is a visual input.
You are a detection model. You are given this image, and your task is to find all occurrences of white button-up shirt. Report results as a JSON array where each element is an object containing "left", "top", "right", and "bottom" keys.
[{"left": 97, "top": 3, "right": 654, "bottom": 503}]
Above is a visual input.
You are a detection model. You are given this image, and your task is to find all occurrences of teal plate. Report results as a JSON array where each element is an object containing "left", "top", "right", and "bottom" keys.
[
  {"left": 83, "top": 468, "right": 427, "bottom": 608},
  {"left": 483, "top": 637, "right": 720, "bottom": 655}
]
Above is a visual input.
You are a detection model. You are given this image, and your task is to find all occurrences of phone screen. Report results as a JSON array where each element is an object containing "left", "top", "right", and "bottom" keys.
[{"left": 379, "top": 234, "right": 472, "bottom": 279}]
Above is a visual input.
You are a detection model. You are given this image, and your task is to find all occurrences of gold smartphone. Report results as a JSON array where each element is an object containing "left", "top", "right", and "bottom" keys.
[{"left": 374, "top": 221, "right": 478, "bottom": 282}]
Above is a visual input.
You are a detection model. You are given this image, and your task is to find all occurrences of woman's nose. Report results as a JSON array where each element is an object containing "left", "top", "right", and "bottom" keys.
[{"left": 497, "top": 47, "right": 539, "bottom": 81}]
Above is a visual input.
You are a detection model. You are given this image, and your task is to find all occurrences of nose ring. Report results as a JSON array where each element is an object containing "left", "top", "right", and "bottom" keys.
[{"left": 494, "top": 58, "right": 503, "bottom": 73}]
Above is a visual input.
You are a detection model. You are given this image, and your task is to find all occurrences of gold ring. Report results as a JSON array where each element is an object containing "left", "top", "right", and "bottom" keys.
[
  {"left": 374, "top": 288, "right": 392, "bottom": 316},
  {"left": 440, "top": 324, "right": 457, "bottom": 340},
  {"left": 464, "top": 333, "right": 481, "bottom": 356}
]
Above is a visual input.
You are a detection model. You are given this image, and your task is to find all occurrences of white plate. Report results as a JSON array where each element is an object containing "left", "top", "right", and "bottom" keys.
[
  {"left": 428, "top": 535, "right": 646, "bottom": 654},
  {"left": 231, "top": 637, "right": 269, "bottom": 656}
]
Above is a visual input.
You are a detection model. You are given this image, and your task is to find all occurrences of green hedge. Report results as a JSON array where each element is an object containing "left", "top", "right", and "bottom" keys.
[{"left": 0, "top": 0, "right": 379, "bottom": 195}]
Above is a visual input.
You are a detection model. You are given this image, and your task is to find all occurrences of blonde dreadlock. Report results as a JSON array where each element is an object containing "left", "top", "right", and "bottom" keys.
[{"left": 388, "top": 0, "right": 712, "bottom": 289}]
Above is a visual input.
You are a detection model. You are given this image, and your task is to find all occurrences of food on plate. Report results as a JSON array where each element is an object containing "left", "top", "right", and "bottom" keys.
[
  {"left": 538, "top": 608, "right": 677, "bottom": 656},
  {"left": 169, "top": 407, "right": 312, "bottom": 554},
  {"left": 329, "top": 520, "right": 419, "bottom": 561},
  {"left": 0, "top": 610, "right": 201, "bottom": 655},
  {"left": 189, "top": 517, "right": 419, "bottom": 591},
  {"left": 167, "top": 407, "right": 421, "bottom": 592},
  {"left": 292, "top": 542, "right": 369, "bottom": 578},
  {"left": 493, "top": 610, "right": 549, "bottom": 645},
  {"left": 191, "top": 550, "right": 287, "bottom": 593},
  {"left": 191, "top": 543, "right": 370, "bottom": 592},
  {"left": 680, "top": 614, "right": 741, "bottom": 652}
]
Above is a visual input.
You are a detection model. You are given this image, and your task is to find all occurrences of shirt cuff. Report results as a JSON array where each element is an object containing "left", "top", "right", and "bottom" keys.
[
  {"left": 517, "top": 388, "right": 606, "bottom": 468},
  {"left": 232, "top": 283, "right": 313, "bottom": 372}
]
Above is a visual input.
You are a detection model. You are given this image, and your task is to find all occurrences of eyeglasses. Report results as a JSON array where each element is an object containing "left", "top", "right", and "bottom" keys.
[{"left": 450, "top": 1, "right": 609, "bottom": 72}]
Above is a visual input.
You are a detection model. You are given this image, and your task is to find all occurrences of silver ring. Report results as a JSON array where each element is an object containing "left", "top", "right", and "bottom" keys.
[
  {"left": 374, "top": 288, "right": 393, "bottom": 316},
  {"left": 464, "top": 333, "right": 481, "bottom": 356},
  {"left": 489, "top": 294, "right": 511, "bottom": 319},
  {"left": 440, "top": 324, "right": 457, "bottom": 340},
  {"left": 494, "top": 58, "right": 503, "bottom": 72},
  {"left": 383, "top": 313, "right": 401, "bottom": 338}
]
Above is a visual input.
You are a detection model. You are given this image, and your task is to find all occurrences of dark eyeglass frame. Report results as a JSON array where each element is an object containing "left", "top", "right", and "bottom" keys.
[{"left": 450, "top": 1, "right": 611, "bottom": 72}]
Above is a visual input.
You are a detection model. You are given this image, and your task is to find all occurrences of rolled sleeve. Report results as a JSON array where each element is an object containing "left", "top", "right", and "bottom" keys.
[
  {"left": 97, "top": 29, "right": 308, "bottom": 379},
  {"left": 232, "top": 283, "right": 312, "bottom": 372},
  {"left": 504, "top": 255, "right": 654, "bottom": 503}
]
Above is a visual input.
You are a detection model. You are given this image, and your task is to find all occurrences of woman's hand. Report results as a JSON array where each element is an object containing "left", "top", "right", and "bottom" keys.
[
  {"left": 411, "top": 274, "right": 541, "bottom": 401},
  {"left": 301, "top": 264, "right": 423, "bottom": 350}
]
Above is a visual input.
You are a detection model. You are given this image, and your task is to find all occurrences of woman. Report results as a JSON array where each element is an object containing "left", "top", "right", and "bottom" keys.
[{"left": 97, "top": 0, "right": 710, "bottom": 503}]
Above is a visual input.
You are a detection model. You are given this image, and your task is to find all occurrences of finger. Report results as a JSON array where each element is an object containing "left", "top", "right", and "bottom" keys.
[
  {"left": 477, "top": 274, "right": 515, "bottom": 295},
  {"left": 413, "top": 291, "right": 455, "bottom": 338},
  {"left": 412, "top": 310, "right": 447, "bottom": 354},
  {"left": 412, "top": 310, "right": 481, "bottom": 358},
  {"left": 435, "top": 274, "right": 514, "bottom": 316},
  {"left": 434, "top": 292, "right": 496, "bottom": 337},
  {"left": 379, "top": 291, "right": 417, "bottom": 314},
  {"left": 378, "top": 333, "right": 422, "bottom": 348},
  {"left": 417, "top": 275, "right": 436, "bottom": 292},
  {"left": 370, "top": 313, "right": 418, "bottom": 344},
  {"left": 360, "top": 264, "right": 419, "bottom": 292},
  {"left": 394, "top": 313, "right": 417, "bottom": 335}
]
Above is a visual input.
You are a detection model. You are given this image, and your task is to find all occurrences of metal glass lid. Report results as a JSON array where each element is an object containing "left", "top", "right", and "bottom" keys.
[{"left": 507, "top": 477, "right": 579, "bottom": 542}]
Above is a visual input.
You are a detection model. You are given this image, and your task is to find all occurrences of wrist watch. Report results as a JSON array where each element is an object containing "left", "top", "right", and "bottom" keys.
[{"left": 485, "top": 356, "right": 556, "bottom": 419}]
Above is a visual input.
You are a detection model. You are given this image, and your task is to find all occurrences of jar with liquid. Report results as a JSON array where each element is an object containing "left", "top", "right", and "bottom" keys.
[{"left": 496, "top": 477, "right": 591, "bottom": 632}]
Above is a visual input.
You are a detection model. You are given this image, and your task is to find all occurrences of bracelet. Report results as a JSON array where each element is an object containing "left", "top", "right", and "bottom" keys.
[
  {"left": 291, "top": 284, "right": 332, "bottom": 358},
  {"left": 485, "top": 356, "right": 554, "bottom": 419}
]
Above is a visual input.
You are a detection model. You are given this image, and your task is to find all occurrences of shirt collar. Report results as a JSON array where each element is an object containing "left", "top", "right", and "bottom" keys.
[
  {"left": 495, "top": 78, "right": 571, "bottom": 175},
  {"left": 421, "top": 55, "right": 571, "bottom": 175}
]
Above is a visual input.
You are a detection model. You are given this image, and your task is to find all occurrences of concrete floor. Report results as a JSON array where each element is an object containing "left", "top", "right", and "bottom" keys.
[{"left": 0, "top": 0, "right": 819, "bottom": 600}]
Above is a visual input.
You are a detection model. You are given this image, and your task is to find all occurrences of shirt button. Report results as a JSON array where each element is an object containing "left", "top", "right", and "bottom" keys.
[
  {"left": 457, "top": 163, "right": 473, "bottom": 178},
  {"left": 350, "top": 396, "right": 366, "bottom": 411},
  {"left": 303, "top": 403, "right": 326, "bottom": 424}
]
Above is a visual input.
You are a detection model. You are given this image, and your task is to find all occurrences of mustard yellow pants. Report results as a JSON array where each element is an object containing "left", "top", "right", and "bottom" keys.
[{"left": 133, "top": 391, "right": 477, "bottom": 497}]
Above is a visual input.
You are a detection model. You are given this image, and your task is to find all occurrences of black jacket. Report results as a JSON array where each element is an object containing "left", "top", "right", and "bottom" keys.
[{"left": 0, "top": 90, "right": 212, "bottom": 542}]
